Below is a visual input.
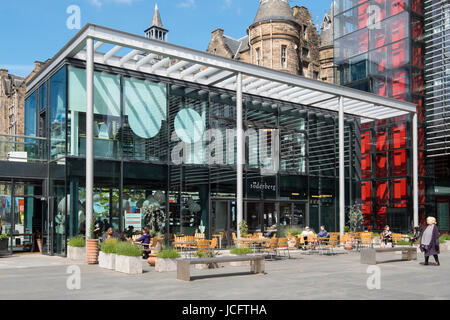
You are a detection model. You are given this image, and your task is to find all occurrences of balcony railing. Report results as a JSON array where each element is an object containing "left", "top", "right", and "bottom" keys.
[{"left": 0, "top": 134, "right": 48, "bottom": 163}]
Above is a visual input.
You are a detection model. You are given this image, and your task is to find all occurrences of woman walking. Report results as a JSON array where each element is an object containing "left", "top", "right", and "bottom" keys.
[{"left": 420, "top": 217, "right": 440, "bottom": 266}]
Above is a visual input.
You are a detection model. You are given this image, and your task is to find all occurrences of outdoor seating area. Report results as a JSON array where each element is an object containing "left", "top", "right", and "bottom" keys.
[{"left": 164, "top": 230, "right": 415, "bottom": 262}]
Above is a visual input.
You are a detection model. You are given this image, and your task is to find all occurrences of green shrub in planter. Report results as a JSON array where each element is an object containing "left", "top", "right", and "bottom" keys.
[
  {"left": 156, "top": 248, "right": 181, "bottom": 259},
  {"left": 114, "top": 242, "right": 141, "bottom": 257},
  {"left": 68, "top": 237, "right": 85, "bottom": 247},
  {"left": 439, "top": 236, "right": 446, "bottom": 244},
  {"left": 100, "top": 239, "right": 118, "bottom": 254},
  {"left": 0, "top": 234, "right": 8, "bottom": 240},
  {"left": 396, "top": 240, "right": 411, "bottom": 246},
  {"left": 230, "top": 247, "right": 253, "bottom": 255}
]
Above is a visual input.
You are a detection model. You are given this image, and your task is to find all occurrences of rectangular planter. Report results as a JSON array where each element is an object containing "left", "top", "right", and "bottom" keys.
[
  {"left": 67, "top": 246, "right": 86, "bottom": 262},
  {"left": 115, "top": 255, "right": 143, "bottom": 275},
  {"left": 0, "top": 238, "right": 9, "bottom": 256},
  {"left": 155, "top": 258, "right": 178, "bottom": 272},
  {"left": 99, "top": 252, "right": 116, "bottom": 270}
]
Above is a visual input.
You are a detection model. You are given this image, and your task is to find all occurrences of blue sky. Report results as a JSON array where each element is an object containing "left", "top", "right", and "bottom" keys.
[{"left": 0, "top": 0, "right": 332, "bottom": 77}]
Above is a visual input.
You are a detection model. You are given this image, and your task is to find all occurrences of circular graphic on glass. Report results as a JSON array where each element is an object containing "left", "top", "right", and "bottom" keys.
[{"left": 174, "top": 108, "right": 205, "bottom": 143}]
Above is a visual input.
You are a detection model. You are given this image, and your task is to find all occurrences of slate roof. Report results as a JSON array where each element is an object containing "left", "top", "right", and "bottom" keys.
[
  {"left": 223, "top": 35, "right": 249, "bottom": 59},
  {"left": 252, "top": 0, "right": 297, "bottom": 26}
]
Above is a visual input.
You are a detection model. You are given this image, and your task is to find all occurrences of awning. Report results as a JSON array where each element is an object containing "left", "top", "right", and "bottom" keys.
[{"left": 27, "top": 24, "right": 417, "bottom": 123}]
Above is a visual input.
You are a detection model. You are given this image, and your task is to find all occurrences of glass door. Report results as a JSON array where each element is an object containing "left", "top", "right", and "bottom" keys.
[{"left": 246, "top": 202, "right": 262, "bottom": 234}]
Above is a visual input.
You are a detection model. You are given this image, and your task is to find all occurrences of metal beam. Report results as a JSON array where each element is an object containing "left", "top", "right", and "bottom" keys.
[
  {"left": 339, "top": 96, "right": 345, "bottom": 236},
  {"left": 103, "top": 45, "right": 122, "bottom": 63},
  {"left": 413, "top": 113, "right": 419, "bottom": 227},
  {"left": 86, "top": 38, "right": 94, "bottom": 241},
  {"left": 236, "top": 72, "right": 243, "bottom": 240}
]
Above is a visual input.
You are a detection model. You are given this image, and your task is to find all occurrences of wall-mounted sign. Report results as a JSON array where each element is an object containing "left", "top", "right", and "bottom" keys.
[{"left": 249, "top": 181, "right": 276, "bottom": 192}]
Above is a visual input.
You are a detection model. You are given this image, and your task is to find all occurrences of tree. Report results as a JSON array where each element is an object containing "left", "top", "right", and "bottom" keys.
[{"left": 348, "top": 204, "right": 363, "bottom": 234}]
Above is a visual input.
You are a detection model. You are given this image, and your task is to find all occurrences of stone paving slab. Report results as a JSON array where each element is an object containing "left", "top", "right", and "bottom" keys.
[{"left": 0, "top": 251, "right": 448, "bottom": 300}]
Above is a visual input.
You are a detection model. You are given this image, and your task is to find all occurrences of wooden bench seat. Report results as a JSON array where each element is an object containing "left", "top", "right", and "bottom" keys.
[
  {"left": 361, "top": 247, "right": 417, "bottom": 265},
  {"left": 177, "top": 255, "right": 265, "bottom": 281}
]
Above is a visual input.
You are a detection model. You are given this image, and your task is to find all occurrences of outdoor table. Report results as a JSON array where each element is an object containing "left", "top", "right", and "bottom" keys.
[{"left": 239, "top": 238, "right": 270, "bottom": 253}]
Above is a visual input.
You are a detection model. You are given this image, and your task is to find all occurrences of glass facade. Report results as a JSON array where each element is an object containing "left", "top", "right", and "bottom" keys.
[
  {"left": 424, "top": 0, "right": 450, "bottom": 231},
  {"left": 24, "top": 61, "right": 361, "bottom": 252},
  {"left": 334, "top": 0, "right": 426, "bottom": 231}
]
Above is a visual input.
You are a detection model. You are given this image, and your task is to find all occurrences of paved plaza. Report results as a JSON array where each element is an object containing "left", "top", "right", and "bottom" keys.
[{"left": 0, "top": 250, "right": 449, "bottom": 300}]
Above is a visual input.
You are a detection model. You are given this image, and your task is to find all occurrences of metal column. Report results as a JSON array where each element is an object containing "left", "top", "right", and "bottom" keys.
[
  {"left": 85, "top": 37, "right": 94, "bottom": 240},
  {"left": 236, "top": 72, "right": 243, "bottom": 239},
  {"left": 412, "top": 113, "right": 419, "bottom": 227},
  {"left": 339, "top": 96, "right": 345, "bottom": 236}
]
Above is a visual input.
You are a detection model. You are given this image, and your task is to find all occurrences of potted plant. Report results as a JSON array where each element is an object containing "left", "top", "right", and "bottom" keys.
[
  {"left": 239, "top": 220, "right": 249, "bottom": 238},
  {"left": 155, "top": 248, "right": 181, "bottom": 272},
  {"left": 86, "top": 223, "right": 99, "bottom": 265},
  {"left": 229, "top": 247, "right": 253, "bottom": 267},
  {"left": 99, "top": 239, "right": 118, "bottom": 270},
  {"left": 114, "top": 241, "right": 143, "bottom": 275},
  {"left": 195, "top": 250, "right": 222, "bottom": 270},
  {"left": 67, "top": 237, "right": 86, "bottom": 261},
  {"left": 0, "top": 233, "right": 9, "bottom": 256}
]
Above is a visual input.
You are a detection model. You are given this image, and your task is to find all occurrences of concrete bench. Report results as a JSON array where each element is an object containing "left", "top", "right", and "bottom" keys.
[
  {"left": 361, "top": 247, "right": 417, "bottom": 265},
  {"left": 177, "top": 255, "right": 265, "bottom": 281}
]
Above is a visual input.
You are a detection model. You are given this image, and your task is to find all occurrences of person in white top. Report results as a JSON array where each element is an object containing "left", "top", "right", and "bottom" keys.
[{"left": 301, "top": 227, "right": 314, "bottom": 250}]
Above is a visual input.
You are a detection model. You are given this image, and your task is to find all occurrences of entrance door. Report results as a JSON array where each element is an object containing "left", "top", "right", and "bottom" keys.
[
  {"left": 211, "top": 200, "right": 237, "bottom": 247},
  {"left": 246, "top": 202, "right": 262, "bottom": 233},
  {"left": 279, "top": 202, "right": 306, "bottom": 230},
  {"left": 9, "top": 195, "right": 44, "bottom": 254}
]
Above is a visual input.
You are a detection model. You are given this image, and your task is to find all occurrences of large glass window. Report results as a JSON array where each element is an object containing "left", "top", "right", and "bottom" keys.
[
  {"left": 50, "top": 67, "right": 67, "bottom": 160},
  {"left": 68, "top": 66, "right": 121, "bottom": 159},
  {"left": 123, "top": 77, "right": 168, "bottom": 162}
]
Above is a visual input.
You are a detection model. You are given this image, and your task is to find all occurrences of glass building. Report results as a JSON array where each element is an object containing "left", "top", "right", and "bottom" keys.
[
  {"left": 424, "top": 0, "right": 450, "bottom": 232},
  {"left": 0, "top": 24, "right": 416, "bottom": 256},
  {"left": 334, "top": 0, "right": 428, "bottom": 231}
]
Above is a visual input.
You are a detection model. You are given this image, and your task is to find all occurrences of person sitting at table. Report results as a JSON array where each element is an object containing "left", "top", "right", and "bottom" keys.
[
  {"left": 301, "top": 227, "right": 314, "bottom": 250},
  {"left": 317, "top": 226, "right": 330, "bottom": 239},
  {"left": 101, "top": 227, "right": 120, "bottom": 242},
  {"left": 382, "top": 225, "right": 394, "bottom": 247}
]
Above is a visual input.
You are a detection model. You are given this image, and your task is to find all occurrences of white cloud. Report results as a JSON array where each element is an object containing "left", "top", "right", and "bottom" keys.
[{"left": 177, "top": 0, "right": 196, "bottom": 8}]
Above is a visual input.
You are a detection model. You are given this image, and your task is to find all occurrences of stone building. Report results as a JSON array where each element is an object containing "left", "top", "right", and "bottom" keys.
[
  {"left": 0, "top": 62, "right": 46, "bottom": 137},
  {"left": 319, "top": 4, "right": 336, "bottom": 84},
  {"left": 207, "top": 0, "right": 321, "bottom": 79},
  {"left": 0, "top": 70, "right": 25, "bottom": 136}
]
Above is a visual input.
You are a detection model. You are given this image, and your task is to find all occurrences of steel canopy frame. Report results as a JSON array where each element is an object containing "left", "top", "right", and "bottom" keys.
[{"left": 27, "top": 23, "right": 419, "bottom": 237}]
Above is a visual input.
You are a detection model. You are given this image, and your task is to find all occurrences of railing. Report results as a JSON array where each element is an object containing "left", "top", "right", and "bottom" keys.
[{"left": 0, "top": 134, "right": 48, "bottom": 162}]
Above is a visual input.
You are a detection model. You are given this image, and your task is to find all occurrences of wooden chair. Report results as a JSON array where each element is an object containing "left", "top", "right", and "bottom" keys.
[
  {"left": 210, "top": 237, "right": 218, "bottom": 250},
  {"left": 195, "top": 233, "right": 205, "bottom": 240},
  {"left": 359, "top": 232, "right": 373, "bottom": 250},
  {"left": 277, "top": 238, "right": 291, "bottom": 259},
  {"left": 327, "top": 234, "right": 340, "bottom": 255},
  {"left": 306, "top": 234, "right": 317, "bottom": 252},
  {"left": 265, "top": 238, "right": 279, "bottom": 260},
  {"left": 196, "top": 239, "right": 211, "bottom": 253},
  {"left": 392, "top": 233, "right": 403, "bottom": 246}
]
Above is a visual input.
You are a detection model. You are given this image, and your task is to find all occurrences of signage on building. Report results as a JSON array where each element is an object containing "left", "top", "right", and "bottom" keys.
[{"left": 125, "top": 207, "right": 142, "bottom": 230}]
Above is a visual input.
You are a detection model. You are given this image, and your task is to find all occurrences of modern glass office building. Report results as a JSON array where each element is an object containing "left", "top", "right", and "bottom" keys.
[
  {"left": 334, "top": 0, "right": 428, "bottom": 231},
  {"left": 0, "top": 24, "right": 416, "bottom": 256},
  {"left": 424, "top": 0, "right": 450, "bottom": 232}
]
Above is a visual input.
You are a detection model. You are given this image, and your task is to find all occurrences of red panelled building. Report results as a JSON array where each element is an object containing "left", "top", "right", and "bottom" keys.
[{"left": 334, "top": 0, "right": 426, "bottom": 232}]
